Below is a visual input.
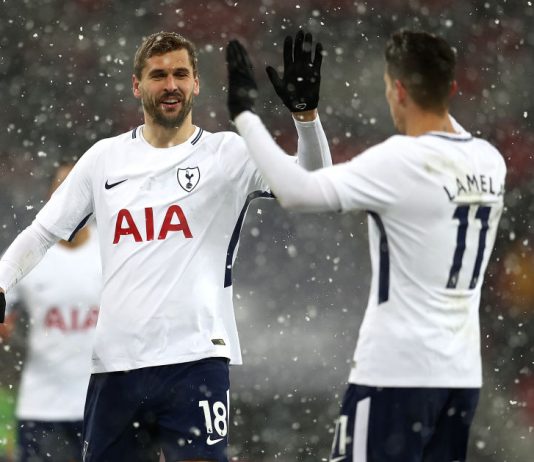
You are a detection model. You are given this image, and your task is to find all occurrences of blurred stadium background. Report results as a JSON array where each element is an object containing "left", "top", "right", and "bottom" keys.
[{"left": 0, "top": 0, "right": 533, "bottom": 460}]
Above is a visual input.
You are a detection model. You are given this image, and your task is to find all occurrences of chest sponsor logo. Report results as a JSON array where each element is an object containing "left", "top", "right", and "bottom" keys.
[
  {"left": 113, "top": 205, "right": 193, "bottom": 244},
  {"left": 177, "top": 167, "right": 200, "bottom": 192},
  {"left": 105, "top": 179, "right": 128, "bottom": 190},
  {"left": 45, "top": 306, "right": 99, "bottom": 332}
]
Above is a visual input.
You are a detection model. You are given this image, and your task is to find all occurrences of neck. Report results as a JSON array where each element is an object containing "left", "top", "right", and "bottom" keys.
[
  {"left": 142, "top": 115, "right": 196, "bottom": 148},
  {"left": 59, "top": 226, "right": 90, "bottom": 249},
  {"left": 404, "top": 107, "right": 455, "bottom": 137}
]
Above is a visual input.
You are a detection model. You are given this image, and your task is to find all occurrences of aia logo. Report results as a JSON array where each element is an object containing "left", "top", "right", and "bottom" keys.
[
  {"left": 45, "top": 306, "right": 99, "bottom": 332},
  {"left": 113, "top": 204, "right": 193, "bottom": 244},
  {"left": 177, "top": 167, "right": 200, "bottom": 192}
]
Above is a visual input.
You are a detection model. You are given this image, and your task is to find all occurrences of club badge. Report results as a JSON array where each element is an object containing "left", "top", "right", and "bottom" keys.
[{"left": 177, "top": 167, "right": 200, "bottom": 192}]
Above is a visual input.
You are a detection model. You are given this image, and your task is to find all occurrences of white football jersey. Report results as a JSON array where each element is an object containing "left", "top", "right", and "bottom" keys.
[
  {"left": 8, "top": 229, "right": 101, "bottom": 420},
  {"left": 36, "top": 126, "right": 271, "bottom": 373},
  {"left": 316, "top": 130, "right": 506, "bottom": 387}
]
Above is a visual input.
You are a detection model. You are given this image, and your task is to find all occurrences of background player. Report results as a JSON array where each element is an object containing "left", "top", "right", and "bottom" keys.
[
  {"left": 226, "top": 29, "right": 506, "bottom": 462},
  {"left": 0, "top": 163, "right": 100, "bottom": 462},
  {"left": 0, "top": 30, "right": 330, "bottom": 462}
]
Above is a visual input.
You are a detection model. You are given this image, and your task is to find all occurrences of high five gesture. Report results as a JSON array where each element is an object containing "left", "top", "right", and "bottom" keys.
[{"left": 266, "top": 30, "right": 323, "bottom": 113}]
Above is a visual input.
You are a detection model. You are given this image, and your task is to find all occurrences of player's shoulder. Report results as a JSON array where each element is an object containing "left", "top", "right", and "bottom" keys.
[
  {"left": 196, "top": 129, "right": 243, "bottom": 146},
  {"left": 355, "top": 133, "right": 484, "bottom": 167},
  {"left": 426, "top": 131, "right": 506, "bottom": 169},
  {"left": 470, "top": 134, "right": 505, "bottom": 159},
  {"left": 80, "top": 128, "right": 138, "bottom": 162},
  {"left": 193, "top": 129, "right": 246, "bottom": 157},
  {"left": 95, "top": 127, "right": 140, "bottom": 149},
  {"left": 357, "top": 135, "right": 411, "bottom": 160},
  {"left": 388, "top": 131, "right": 502, "bottom": 159},
  {"left": 417, "top": 131, "right": 506, "bottom": 176},
  {"left": 474, "top": 136, "right": 507, "bottom": 174},
  {"left": 381, "top": 134, "right": 414, "bottom": 150}
]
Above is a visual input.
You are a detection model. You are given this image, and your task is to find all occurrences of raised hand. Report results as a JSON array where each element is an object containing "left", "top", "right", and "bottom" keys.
[
  {"left": 266, "top": 30, "right": 323, "bottom": 113},
  {"left": 226, "top": 40, "right": 258, "bottom": 120}
]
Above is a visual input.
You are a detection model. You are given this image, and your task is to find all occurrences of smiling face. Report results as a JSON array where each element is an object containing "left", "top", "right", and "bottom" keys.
[{"left": 132, "top": 49, "right": 200, "bottom": 129}]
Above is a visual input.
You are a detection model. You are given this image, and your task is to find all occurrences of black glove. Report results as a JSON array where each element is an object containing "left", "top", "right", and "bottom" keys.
[
  {"left": 0, "top": 292, "right": 5, "bottom": 323},
  {"left": 226, "top": 40, "right": 258, "bottom": 120},
  {"left": 266, "top": 30, "right": 323, "bottom": 113}
]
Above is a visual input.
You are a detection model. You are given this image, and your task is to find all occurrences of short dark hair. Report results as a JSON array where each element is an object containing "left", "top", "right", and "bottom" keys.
[
  {"left": 385, "top": 29, "right": 456, "bottom": 112},
  {"left": 134, "top": 32, "right": 198, "bottom": 79}
]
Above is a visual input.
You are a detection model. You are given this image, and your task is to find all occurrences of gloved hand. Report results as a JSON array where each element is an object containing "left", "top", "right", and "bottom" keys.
[
  {"left": 226, "top": 40, "right": 258, "bottom": 120},
  {"left": 0, "top": 292, "right": 5, "bottom": 323},
  {"left": 266, "top": 30, "right": 323, "bottom": 113}
]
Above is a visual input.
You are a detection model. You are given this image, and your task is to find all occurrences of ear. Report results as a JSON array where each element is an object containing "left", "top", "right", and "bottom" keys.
[
  {"left": 132, "top": 74, "right": 141, "bottom": 100},
  {"left": 395, "top": 79, "right": 407, "bottom": 104},
  {"left": 193, "top": 75, "right": 200, "bottom": 97},
  {"left": 449, "top": 80, "right": 458, "bottom": 98}
]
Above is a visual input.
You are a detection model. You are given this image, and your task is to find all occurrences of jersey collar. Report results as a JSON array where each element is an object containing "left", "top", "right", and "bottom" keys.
[
  {"left": 422, "top": 131, "right": 473, "bottom": 142},
  {"left": 133, "top": 125, "right": 204, "bottom": 148}
]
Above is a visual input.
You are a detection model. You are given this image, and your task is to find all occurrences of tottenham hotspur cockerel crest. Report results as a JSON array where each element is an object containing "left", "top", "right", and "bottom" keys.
[{"left": 177, "top": 167, "right": 200, "bottom": 192}]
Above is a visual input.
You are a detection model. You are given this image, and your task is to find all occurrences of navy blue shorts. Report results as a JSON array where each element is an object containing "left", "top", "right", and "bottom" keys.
[
  {"left": 17, "top": 419, "right": 83, "bottom": 462},
  {"left": 82, "top": 357, "right": 230, "bottom": 462},
  {"left": 329, "top": 384, "right": 480, "bottom": 462}
]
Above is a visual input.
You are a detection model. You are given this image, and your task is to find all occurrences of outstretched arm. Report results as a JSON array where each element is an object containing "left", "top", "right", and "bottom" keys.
[
  {"left": 0, "top": 222, "right": 59, "bottom": 322},
  {"left": 234, "top": 110, "right": 340, "bottom": 212},
  {"left": 226, "top": 36, "right": 339, "bottom": 212},
  {"left": 226, "top": 32, "right": 332, "bottom": 171}
]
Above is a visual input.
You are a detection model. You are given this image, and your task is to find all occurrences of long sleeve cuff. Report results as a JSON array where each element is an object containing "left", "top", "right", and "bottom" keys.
[{"left": 293, "top": 114, "right": 333, "bottom": 170}]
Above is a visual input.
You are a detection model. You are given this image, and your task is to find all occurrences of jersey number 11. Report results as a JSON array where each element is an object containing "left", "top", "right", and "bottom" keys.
[{"left": 447, "top": 205, "right": 491, "bottom": 290}]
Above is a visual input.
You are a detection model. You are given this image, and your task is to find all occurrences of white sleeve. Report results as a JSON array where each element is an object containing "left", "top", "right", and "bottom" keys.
[
  {"left": 234, "top": 111, "right": 340, "bottom": 212},
  {"left": 216, "top": 132, "right": 270, "bottom": 195},
  {"left": 0, "top": 222, "right": 59, "bottom": 292},
  {"left": 314, "top": 140, "right": 409, "bottom": 213},
  {"left": 294, "top": 116, "right": 333, "bottom": 170},
  {"left": 35, "top": 145, "right": 97, "bottom": 240}
]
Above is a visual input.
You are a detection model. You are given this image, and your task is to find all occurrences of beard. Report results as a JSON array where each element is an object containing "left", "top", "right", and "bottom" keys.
[{"left": 142, "top": 90, "right": 194, "bottom": 129}]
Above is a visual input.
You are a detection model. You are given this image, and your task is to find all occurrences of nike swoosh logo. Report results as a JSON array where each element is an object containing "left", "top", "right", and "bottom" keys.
[
  {"left": 330, "top": 457, "right": 347, "bottom": 462},
  {"left": 105, "top": 179, "right": 128, "bottom": 189},
  {"left": 206, "top": 436, "right": 224, "bottom": 446}
]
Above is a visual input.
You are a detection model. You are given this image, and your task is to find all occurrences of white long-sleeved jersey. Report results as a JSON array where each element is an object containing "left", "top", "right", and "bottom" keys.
[
  {"left": 4, "top": 119, "right": 330, "bottom": 374},
  {"left": 235, "top": 112, "right": 506, "bottom": 387}
]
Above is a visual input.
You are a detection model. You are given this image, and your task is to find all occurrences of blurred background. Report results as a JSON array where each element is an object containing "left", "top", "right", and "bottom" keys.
[{"left": 0, "top": 0, "right": 533, "bottom": 460}]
